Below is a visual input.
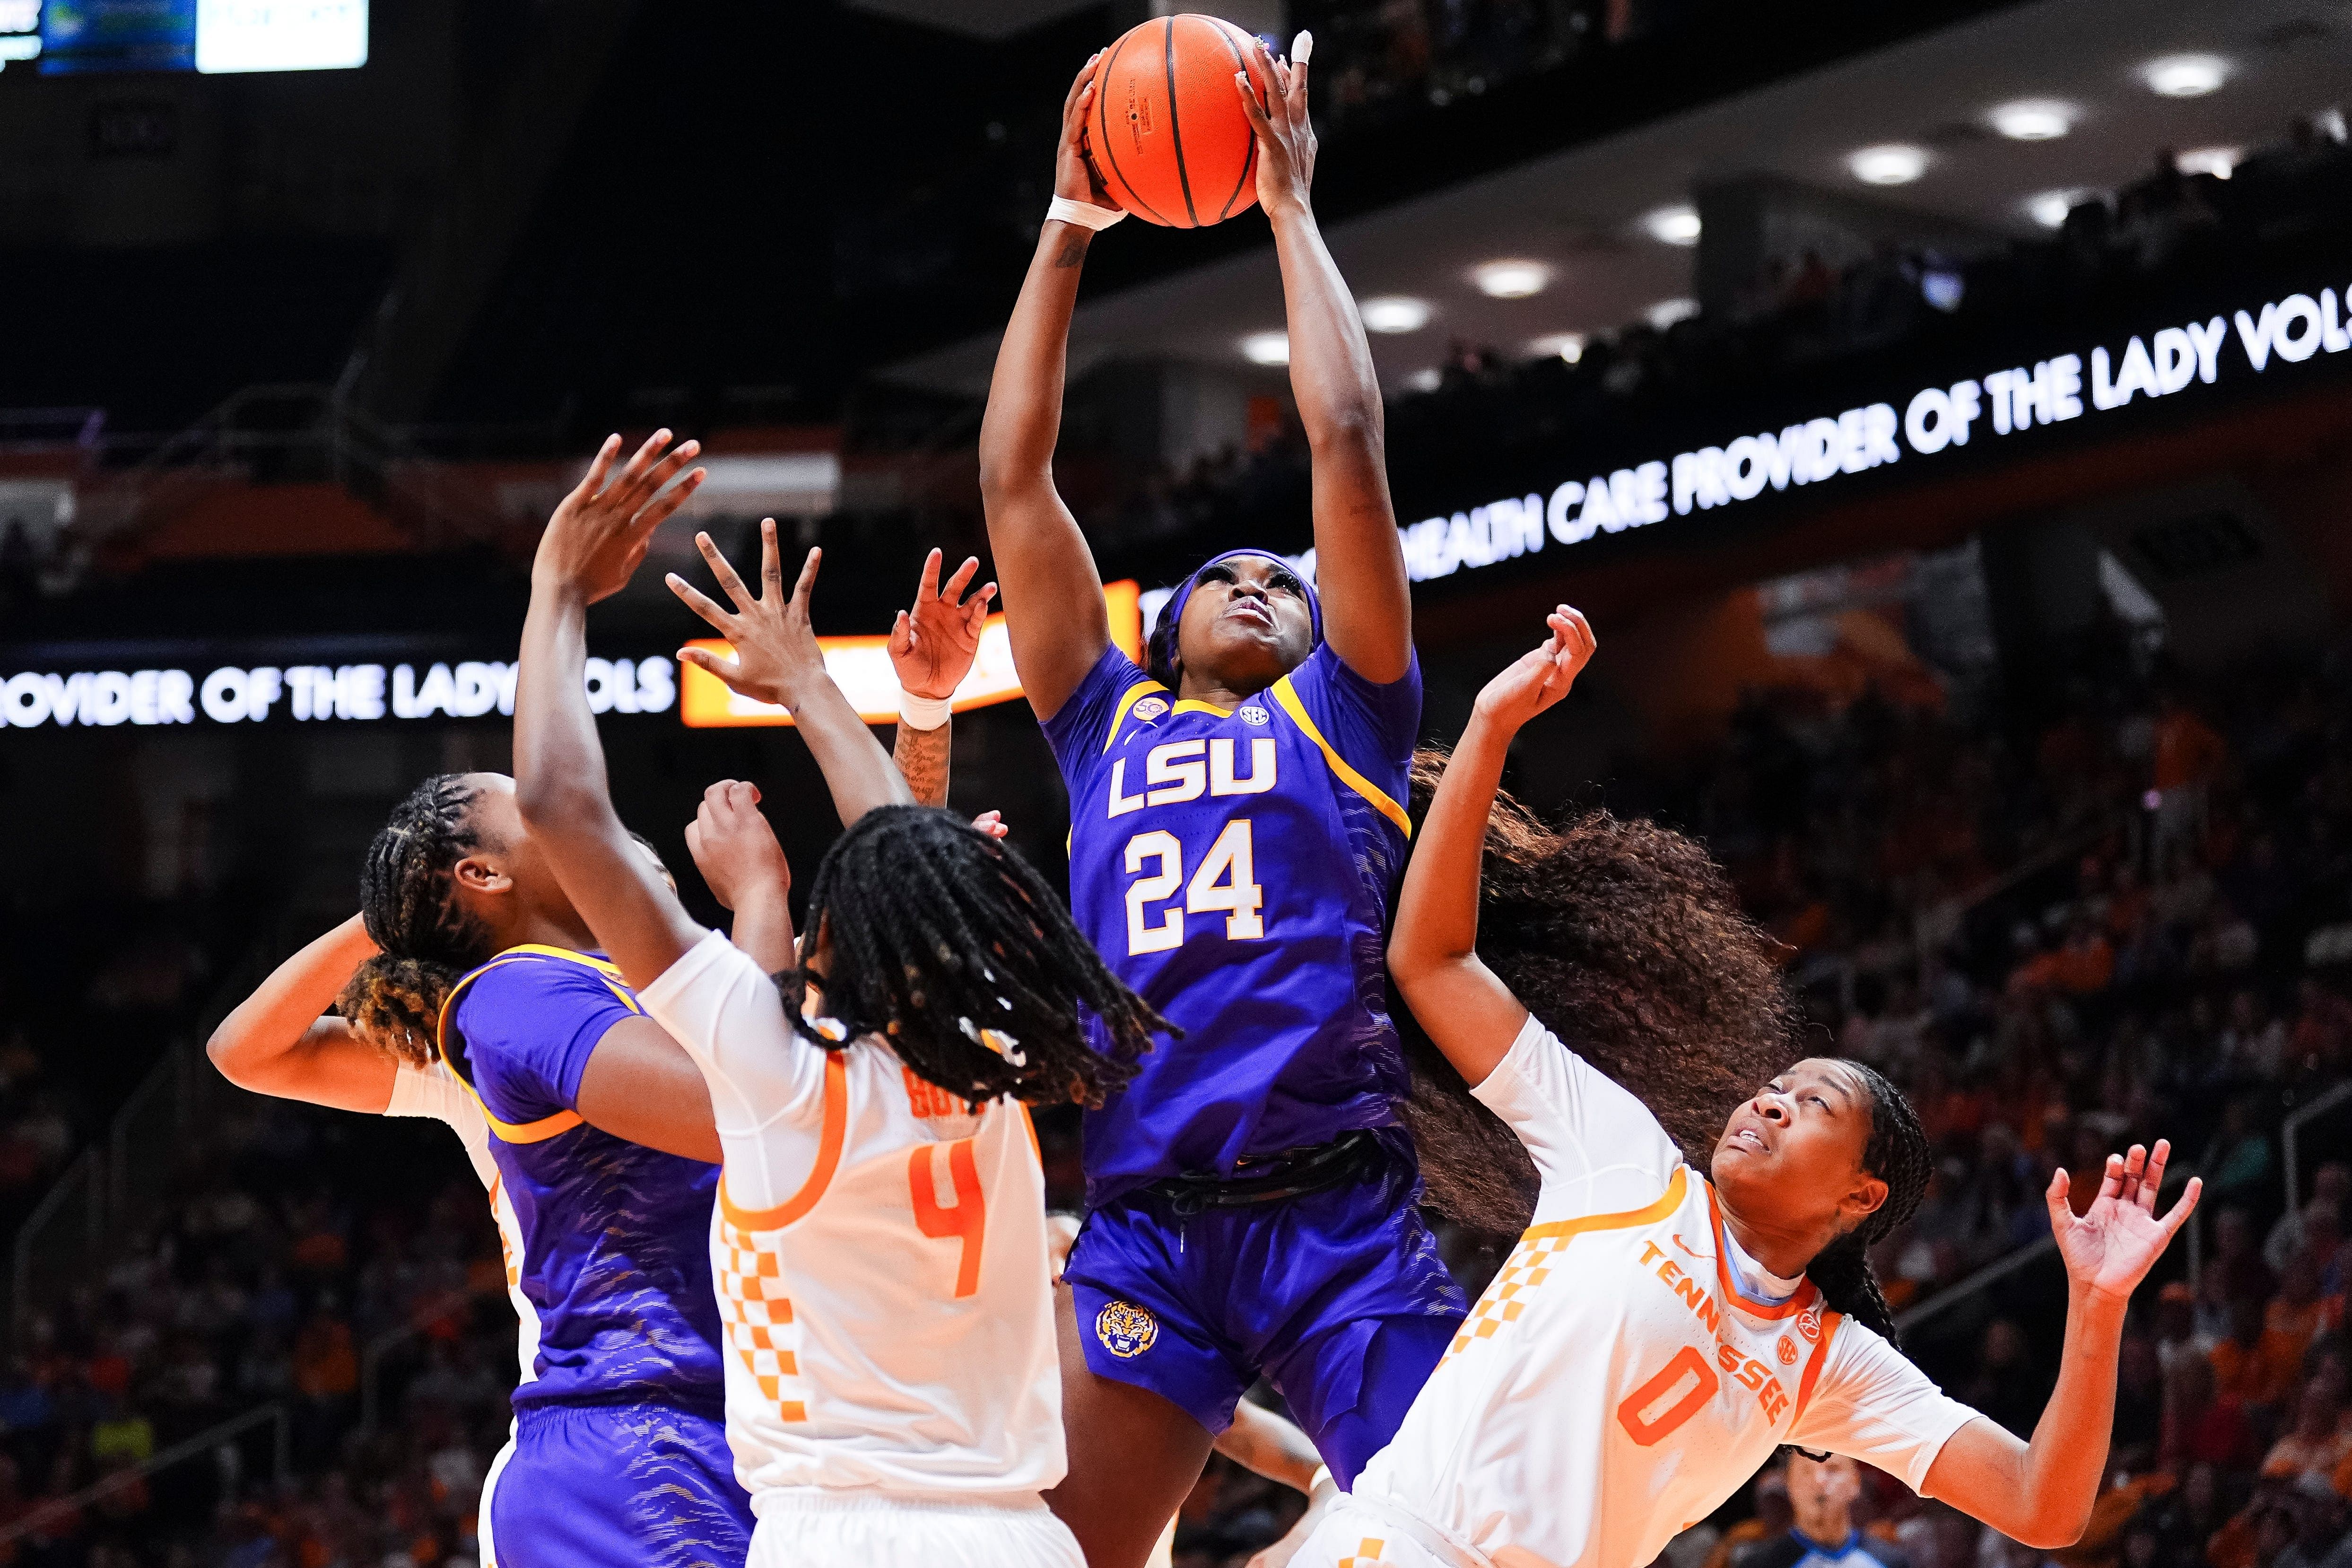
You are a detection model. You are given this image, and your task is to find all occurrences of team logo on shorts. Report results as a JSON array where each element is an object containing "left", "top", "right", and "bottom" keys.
[
  {"left": 1777, "top": 1335, "right": 1800, "bottom": 1366},
  {"left": 1132, "top": 697, "right": 1170, "bottom": 723},
  {"left": 1095, "top": 1300, "right": 1159, "bottom": 1359},
  {"left": 1238, "top": 705, "right": 1269, "bottom": 725}
]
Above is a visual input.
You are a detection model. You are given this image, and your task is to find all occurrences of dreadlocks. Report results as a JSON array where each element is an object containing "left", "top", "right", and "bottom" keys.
[
  {"left": 1806, "top": 1061, "right": 1932, "bottom": 1344},
  {"left": 1398, "top": 747, "right": 1801, "bottom": 1233},
  {"left": 337, "top": 774, "right": 495, "bottom": 1065},
  {"left": 787, "top": 805, "right": 1169, "bottom": 1107}
]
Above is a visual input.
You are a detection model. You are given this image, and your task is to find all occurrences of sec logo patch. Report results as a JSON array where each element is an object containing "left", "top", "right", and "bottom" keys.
[
  {"left": 1095, "top": 1300, "right": 1159, "bottom": 1359},
  {"left": 1238, "top": 705, "right": 1270, "bottom": 725},
  {"left": 1777, "top": 1335, "right": 1800, "bottom": 1366},
  {"left": 1131, "top": 697, "right": 1170, "bottom": 723}
]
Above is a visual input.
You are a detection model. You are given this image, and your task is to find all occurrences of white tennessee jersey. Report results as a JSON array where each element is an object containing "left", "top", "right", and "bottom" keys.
[
  {"left": 384, "top": 1057, "right": 541, "bottom": 1387},
  {"left": 639, "top": 931, "right": 1063, "bottom": 1500},
  {"left": 1350, "top": 1015, "right": 1977, "bottom": 1568}
]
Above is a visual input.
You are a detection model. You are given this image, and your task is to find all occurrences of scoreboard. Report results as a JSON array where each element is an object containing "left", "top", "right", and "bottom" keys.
[{"left": 0, "top": 0, "right": 366, "bottom": 74}]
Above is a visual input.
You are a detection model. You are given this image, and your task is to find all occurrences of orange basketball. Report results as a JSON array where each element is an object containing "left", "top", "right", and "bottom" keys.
[{"left": 1088, "top": 14, "right": 1276, "bottom": 228}]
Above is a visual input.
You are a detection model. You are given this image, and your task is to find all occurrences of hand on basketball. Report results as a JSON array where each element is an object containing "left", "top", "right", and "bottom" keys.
[
  {"left": 1236, "top": 30, "right": 1317, "bottom": 218},
  {"left": 1055, "top": 51, "right": 1116, "bottom": 211},
  {"left": 535, "top": 430, "right": 704, "bottom": 604},
  {"left": 1471, "top": 605, "right": 1596, "bottom": 732},
  {"left": 890, "top": 549, "right": 996, "bottom": 702},
  {"left": 685, "top": 780, "right": 790, "bottom": 914},
  {"left": 668, "top": 520, "right": 835, "bottom": 713},
  {"left": 2047, "top": 1139, "right": 2201, "bottom": 1304}
]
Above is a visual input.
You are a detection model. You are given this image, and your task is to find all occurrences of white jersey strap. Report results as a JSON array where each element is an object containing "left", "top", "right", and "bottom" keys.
[{"left": 1345, "top": 1491, "right": 1499, "bottom": 1568}]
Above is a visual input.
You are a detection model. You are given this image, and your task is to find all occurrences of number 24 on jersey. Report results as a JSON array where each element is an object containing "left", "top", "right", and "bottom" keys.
[{"left": 1122, "top": 821, "right": 1265, "bottom": 955}]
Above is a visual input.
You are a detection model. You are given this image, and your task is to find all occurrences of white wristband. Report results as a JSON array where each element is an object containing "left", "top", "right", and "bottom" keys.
[
  {"left": 1048, "top": 196, "right": 1126, "bottom": 232},
  {"left": 897, "top": 689, "right": 952, "bottom": 731}
]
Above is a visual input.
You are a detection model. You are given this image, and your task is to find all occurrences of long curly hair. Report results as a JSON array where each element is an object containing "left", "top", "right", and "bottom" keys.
[
  {"left": 1398, "top": 747, "right": 1802, "bottom": 1233},
  {"left": 337, "top": 775, "right": 497, "bottom": 1064},
  {"left": 787, "top": 805, "right": 1170, "bottom": 1107}
]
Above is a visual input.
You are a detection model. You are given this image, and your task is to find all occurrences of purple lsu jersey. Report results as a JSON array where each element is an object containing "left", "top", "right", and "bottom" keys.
[
  {"left": 1044, "top": 642, "right": 1420, "bottom": 1204},
  {"left": 438, "top": 945, "right": 728, "bottom": 1416}
]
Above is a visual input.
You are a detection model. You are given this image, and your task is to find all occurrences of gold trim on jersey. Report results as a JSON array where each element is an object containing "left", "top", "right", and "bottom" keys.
[
  {"left": 434, "top": 943, "right": 643, "bottom": 1145},
  {"left": 1268, "top": 675, "right": 1413, "bottom": 836},
  {"left": 1102, "top": 679, "right": 1173, "bottom": 753}
]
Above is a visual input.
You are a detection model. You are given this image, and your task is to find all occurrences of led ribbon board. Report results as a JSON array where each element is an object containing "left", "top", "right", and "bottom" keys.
[{"left": 681, "top": 581, "right": 1143, "bottom": 728}]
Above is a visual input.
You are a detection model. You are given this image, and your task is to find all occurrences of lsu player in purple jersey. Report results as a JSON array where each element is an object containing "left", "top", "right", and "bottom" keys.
[{"left": 978, "top": 36, "right": 1459, "bottom": 1565}]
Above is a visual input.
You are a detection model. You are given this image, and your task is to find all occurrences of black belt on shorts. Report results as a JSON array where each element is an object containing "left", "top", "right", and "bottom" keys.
[{"left": 1144, "top": 1129, "right": 1382, "bottom": 1214}]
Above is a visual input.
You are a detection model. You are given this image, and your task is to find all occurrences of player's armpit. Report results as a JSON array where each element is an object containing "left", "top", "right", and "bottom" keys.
[{"left": 574, "top": 1013, "right": 723, "bottom": 1164}]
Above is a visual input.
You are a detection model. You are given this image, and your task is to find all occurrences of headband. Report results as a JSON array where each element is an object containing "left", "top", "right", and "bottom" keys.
[{"left": 1144, "top": 549, "right": 1322, "bottom": 687}]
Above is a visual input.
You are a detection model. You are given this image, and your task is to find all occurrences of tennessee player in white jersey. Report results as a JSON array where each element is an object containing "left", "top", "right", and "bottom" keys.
[
  {"left": 1295, "top": 607, "right": 2201, "bottom": 1568},
  {"left": 506, "top": 436, "right": 1169, "bottom": 1567}
]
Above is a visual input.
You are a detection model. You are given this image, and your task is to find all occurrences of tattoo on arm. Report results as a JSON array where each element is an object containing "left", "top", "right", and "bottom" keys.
[
  {"left": 893, "top": 721, "right": 952, "bottom": 808},
  {"left": 1052, "top": 235, "right": 1089, "bottom": 269}
]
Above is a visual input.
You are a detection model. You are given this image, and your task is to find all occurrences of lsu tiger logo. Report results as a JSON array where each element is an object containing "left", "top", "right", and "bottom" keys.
[
  {"left": 1095, "top": 1300, "right": 1159, "bottom": 1359},
  {"left": 1131, "top": 697, "right": 1170, "bottom": 723}
]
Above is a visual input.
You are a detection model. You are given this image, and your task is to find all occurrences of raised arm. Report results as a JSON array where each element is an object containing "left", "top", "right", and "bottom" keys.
[
  {"left": 685, "top": 780, "right": 797, "bottom": 974},
  {"left": 669, "top": 520, "right": 915, "bottom": 829},
  {"left": 1390, "top": 608, "right": 1595, "bottom": 1085},
  {"left": 888, "top": 548, "right": 996, "bottom": 807},
  {"left": 206, "top": 915, "right": 395, "bottom": 1114},
  {"left": 1920, "top": 1142, "right": 2200, "bottom": 1546},
  {"left": 514, "top": 431, "right": 714, "bottom": 994},
  {"left": 977, "top": 55, "right": 1114, "bottom": 721},
  {"left": 1237, "top": 34, "right": 1411, "bottom": 683}
]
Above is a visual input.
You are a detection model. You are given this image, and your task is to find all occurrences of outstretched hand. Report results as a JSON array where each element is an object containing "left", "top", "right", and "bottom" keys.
[
  {"left": 1471, "top": 605, "right": 1596, "bottom": 732},
  {"left": 534, "top": 431, "right": 705, "bottom": 603},
  {"left": 1054, "top": 51, "right": 1115, "bottom": 210},
  {"left": 685, "top": 780, "right": 790, "bottom": 914},
  {"left": 890, "top": 549, "right": 997, "bottom": 701},
  {"left": 667, "top": 519, "right": 834, "bottom": 712},
  {"left": 1235, "top": 31, "right": 1316, "bottom": 219},
  {"left": 2047, "top": 1139, "right": 2200, "bottom": 1303}
]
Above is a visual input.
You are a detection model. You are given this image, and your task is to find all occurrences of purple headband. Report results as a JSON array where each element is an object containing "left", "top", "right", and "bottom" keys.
[{"left": 1145, "top": 549, "right": 1322, "bottom": 686}]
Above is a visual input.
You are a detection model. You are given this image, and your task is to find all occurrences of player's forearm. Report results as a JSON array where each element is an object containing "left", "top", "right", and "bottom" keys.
[
  {"left": 207, "top": 915, "right": 376, "bottom": 1081},
  {"left": 1394, "top": 711, "right": 1510, "bottom": 978},
  {"left": 2014, "top": 1285, "right": 2126, "bottom": 1543},
  {"left": 978, "top": 224, "right": 1090, "bottom": 500},
  {"left": 893, "top": 717, "right": 953, "bottom": 809},
  {"left": 514, "top": 581, "right": 624, "bottom": 842},
  {"left": 792, "top": 678, "right": 916, "bottom": 827},
  {"left": 728, "top": 889, "right": 797, "bottom": 976},
  {"left": 1270, "top": 206, "right": 1383, "bottom": 454}
]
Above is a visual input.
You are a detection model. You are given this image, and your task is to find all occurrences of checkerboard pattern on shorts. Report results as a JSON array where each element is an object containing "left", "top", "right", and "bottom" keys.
[
  {"left": 716, "top": 1216, "right": 805, "bottom": 1421},
  {"left": 1444, "top": 1228, "right": 1573, "bottom": 1363},
  {"left": 1336, "top": 1538, "right": 1390, "bottom": 1567}
]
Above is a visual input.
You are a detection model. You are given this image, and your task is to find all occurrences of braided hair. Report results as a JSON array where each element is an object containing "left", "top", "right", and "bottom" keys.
[
  {"left": 787, "top": 805, "right": 1169, "bottom": 1107},
  {"left": 1804, "top": 1060, "right": 1932, "bottom": 1345},
  {"left": 1398, "top": 747, "right": 1802, "bottom": 1233},
  {"left": 337, "top": 775, "right": 496, "bottom": 1065}
]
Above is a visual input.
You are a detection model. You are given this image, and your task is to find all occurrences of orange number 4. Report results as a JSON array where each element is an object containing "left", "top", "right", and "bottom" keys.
[
  {"left": 909, "top": 1140, "right": 986, "bottom": 1298},
  {"left": 1616, "top": 1344, "right": 1718, "bottom": 1446}
]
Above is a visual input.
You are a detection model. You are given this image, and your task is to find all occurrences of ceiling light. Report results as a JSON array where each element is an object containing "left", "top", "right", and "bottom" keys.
[
  {"left": 2141, "top": 53, "right": 2228, "bottom": 97},
  {"left": 1529, "top": 332, "right": 1586, "bottom": 363},
  {"left": 1239, "top": 331, "right": 1289, "bottom": 366},
  {"left": 1359, "top": 296, "right": 1432, "bottom": 334},
  {"left": 1646, "top": 298, "right": 1699, "bottom": 331},
  {"left": 1989, "top": 99, "right": 2075, "bottom": 140},
  {"left": 1472, "top": 259, "right": 1552, "bottom": 299},
  {"left": 2025, "top": 189, "right": 2093, "bottom": 228},
  {"left": 1402, "top": 368, "right": 1442, "bottom": 393},
  {"left": 2178, "top": 146, "right": 2240, "bottom": 178},
  {"left": 1848, "top": 144, "right": 1928, "bottom": 185},
  {"left": 1642, "top": 205, "right": 1701, "bottom": 246}
]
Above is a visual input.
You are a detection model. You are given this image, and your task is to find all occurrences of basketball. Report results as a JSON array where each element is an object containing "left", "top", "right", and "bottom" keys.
[{"left": 1088, "top": 14, "right": 1276, "bottom": 228}]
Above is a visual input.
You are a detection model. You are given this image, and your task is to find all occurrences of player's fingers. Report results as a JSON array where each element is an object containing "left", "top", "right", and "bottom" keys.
[
  {"left": 676, "top": 645, "right": 743, "bottom": 686},
  {"left": 791, "top": 547, "right": 822, "bottom": 616},
  {"left": 1063, "top": 50, "right": 1100, "bottom": 132},
  {"left": 889, "top": 610, "right": 914, "bottom": 657},
  {"left": 964, "top": 584, "right": 995, "bottom": 636},
  {"left": 759, "top": 518, "right": 782, "bottom": 597},
  {"left": 695, "top": 531, "right": 758, "bottom": 614},
  {"left": 1234, "top": 69, "right": 1276, "bottom": 138},
  {"left": 666, "top": 573, "right": 735, "bottom": 635},
  {"left": 916, "top": 547, "right": 944, "bottom": 604},
  {"left": 941, "top": 554, "right": 980, "bottom": 603},
  {"left": 2098, "top": 1152, "right": 2126, "bottom": 1205},
  {"left": 2141, "top": 1140, "right": 2171, "bottom": 1212},
  {"left": 1289, "top": 29, "right": 1312, "bottom": 106},
  {"left": 2045, "top": 1166, "right": 2071, "bottom": 1226},
  {"left": 570, "top": 434, "right": 622, "bottom": 505},
  {"left": 704, "top": 779, "right": 733, "bottom": 810},
  {"left": 2160, "top": 1176, "right": 2204, "bottom": 1238},
  {"left": 616, "top": 427, "right": 671, "bottom": 496},
  {"left": 635, "top": 466, "right": 705, "bottom": 537},
  {"left": 684, "top": 819, "right": 704, "bottom": 860},
  {"left": 2120, "top": 1142, "right": 2148, "bottom": 1204}
]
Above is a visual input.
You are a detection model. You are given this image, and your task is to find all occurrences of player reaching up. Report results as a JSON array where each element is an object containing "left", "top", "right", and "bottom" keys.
[
  {"left": 511, "top": 431, "right": 1168, "bottom": 1568},
  {"left": 980, "top": 37, "right": 1458, "bottom": 1566},
  {"left": 1290, "top": 607, "right": 2202, "bottom": 1568}
]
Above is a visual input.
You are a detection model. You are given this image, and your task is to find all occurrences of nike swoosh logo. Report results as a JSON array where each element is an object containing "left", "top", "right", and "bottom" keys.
[{"left": 1673, "top": 1235, "right": 1716, "bottom": 1262}]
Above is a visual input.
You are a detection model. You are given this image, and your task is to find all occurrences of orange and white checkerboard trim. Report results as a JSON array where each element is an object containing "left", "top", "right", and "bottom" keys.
[
  {"left": 1335, "top": 1538, "right": 1389, "bottom": 1567},
  {"left": 1443, "top": 1167, "right": 1690, "bottom": 1365}
]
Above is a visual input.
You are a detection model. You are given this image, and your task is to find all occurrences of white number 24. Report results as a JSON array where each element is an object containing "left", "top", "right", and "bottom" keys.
[{"left": 1124, "top": 821, "right": 1266, "bottom": 955}]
